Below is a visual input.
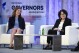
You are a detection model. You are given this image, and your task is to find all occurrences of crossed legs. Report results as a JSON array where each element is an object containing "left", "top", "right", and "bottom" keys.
[{"left": 10, "top": 28, "right": 22, "bottom": 47}]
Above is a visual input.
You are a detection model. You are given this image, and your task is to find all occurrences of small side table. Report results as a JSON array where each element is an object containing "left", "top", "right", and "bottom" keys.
[
  {"left": 14, "top": 35, "right": 23, "bottom": 50},
  {"left": 76, "top": 27, "right": 79, "bottom": 45},
  {"left": 52, "top": 35, "right": 61, "bottom": 51}
]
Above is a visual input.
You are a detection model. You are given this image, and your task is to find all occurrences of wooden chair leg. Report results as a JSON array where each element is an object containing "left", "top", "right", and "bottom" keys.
[
  {"left": 4, "top": 44, "right": 6, "bottom": 48},
  {"left": 0, "top": 44, "right": 1, "bottom": 48},
  {"left": 43, "top": 44, "right": 44, "bottom": 49},
  {"left": 31, "top": 44, "right": 32, "bottom": 48},
  {"left": 26, "top": 44, "right": 28, "bottom": 48}
]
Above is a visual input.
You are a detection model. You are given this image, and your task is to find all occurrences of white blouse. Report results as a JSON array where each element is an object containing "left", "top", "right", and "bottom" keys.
[{"left": 58, "top": 21, "right": 64, "bottom": 30}]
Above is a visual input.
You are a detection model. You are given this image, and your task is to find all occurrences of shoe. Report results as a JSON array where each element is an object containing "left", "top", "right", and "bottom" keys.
[
  {"left": 43, "top": 47, "right": 52, "bottom": 50},
  {"left": 71, "top": 46, "right": 79, "bottom": 51},
  {"left": 43, "top": 45, "right": 48, "bottom": 50},
  {"left": 9, "top": 47, "right": 14, "bottom": 49},
  {"left": 77, "top": 42, "right": 79, "bottom": 46},
  {"left": 71, "top": 49, "right": 79, "bottom": 51},
  {"left": 9, "top": 44, "right": 14, "bottom": 49},
  {"left": 43, "top": 45, "right": 52, "bottom": 50}
]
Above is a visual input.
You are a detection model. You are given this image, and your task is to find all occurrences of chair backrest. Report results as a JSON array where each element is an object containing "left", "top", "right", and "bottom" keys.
[
  {"left": 72, "top": 23, "right": 78, "bottom": 27},
  {"left": 40, "top": 25, "right": 54, "bottom": 35},
  {"left": 23, "top": 22, "right": 31, "bottom": 34},
  {"left": 6, "top": 23, "right": 8, "bottom": 32},
  {"left": 25, "top": 22, "right": 30, "bottom": 25}
]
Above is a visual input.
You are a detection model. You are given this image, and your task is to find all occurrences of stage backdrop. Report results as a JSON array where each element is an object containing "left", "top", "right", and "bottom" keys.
[
  {"left": 0, "top": 0, "right": 2, "bottom": 24},
  {"left": 48, "top": 0, "right": 62, "bottom": 25},
  {"left": 62, "top": 0, "right": 79, "bottom": 24},
  {"left": 1, "top": 0, "right": 46, "bottom": 16},
  {"left": 1, "top": 0, "right": 47, "bottom": 44},
  {"left": 1, "top": 0, "right": 47, "bottom": 34},
  {"left": 48, "top": 0, "right": 79, "bottom": 25}
]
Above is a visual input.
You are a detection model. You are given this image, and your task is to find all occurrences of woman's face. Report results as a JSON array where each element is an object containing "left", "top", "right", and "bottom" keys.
[
  {"left": 16, "top": 9, "right": 21, "bottom": 16},
  {"left": 60, "top": 12, "right": 66, "bottom": 19}
]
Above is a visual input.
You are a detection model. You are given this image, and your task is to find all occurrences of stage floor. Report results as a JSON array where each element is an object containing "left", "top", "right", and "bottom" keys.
[{"left": 0, "top": 48, "right": 78, "bottom": 53}]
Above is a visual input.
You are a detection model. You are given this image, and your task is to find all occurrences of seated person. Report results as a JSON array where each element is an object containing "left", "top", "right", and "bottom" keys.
[
  {"left": 71, "top": 39, "right": 79, "bottom": 51},
  {"left": 44, "top": 9, "right": 71, "bottom": 50},
  {"left": 7, "top": 7, "right": 25, "bottom": 49}
]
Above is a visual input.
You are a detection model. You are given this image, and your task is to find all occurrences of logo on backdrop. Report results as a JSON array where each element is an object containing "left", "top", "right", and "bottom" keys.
[
  {"left": 2, "top": 2, "right": 9, "bottom": 13},
  {"left": 11, "top": 2, "right": 44, "bottom": 11},
  {"left": 2, "top": 2, "right": 6, "bottom": 10},
  {"left": 2, "top": 0, "right": 46, "bottom": 16},
  {"left": 12, "top": 5, "right": 44, "bottom": 10}
]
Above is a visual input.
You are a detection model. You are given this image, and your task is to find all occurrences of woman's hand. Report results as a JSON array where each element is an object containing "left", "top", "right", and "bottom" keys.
[
  {"left": 54, "top": 28, "right": 61, "bottom": 31},
  {"left": 54, "top": 28, "right": 58, "bottom": 30}
]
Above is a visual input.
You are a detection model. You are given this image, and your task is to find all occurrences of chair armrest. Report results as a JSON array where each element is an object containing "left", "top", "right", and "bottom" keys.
[
  {"left": 0, "top": 24, "right": 7, "bottom": 34},
  {"left": 40, "top": 25, "right": 54, "bottom": 35},
  {"left": 65, "top": 26, "right": 79, "bottom": 45},
  {"left": 25, "top": 25, "right": 35, "bottom": 35},
  {"left": 24, "top": 25, "right": 35, "bottom": 43},
  {"left": 65, "top": 26, "right": 78, "bottom": 36}
]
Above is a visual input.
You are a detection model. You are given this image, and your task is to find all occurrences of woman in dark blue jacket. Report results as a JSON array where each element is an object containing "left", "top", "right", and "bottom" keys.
[
  {"left": 44, "top": 9, "right": 71, "bottom": 50},
  {"left": 8, "top": 7, "right": 25, "bottom": 49}
]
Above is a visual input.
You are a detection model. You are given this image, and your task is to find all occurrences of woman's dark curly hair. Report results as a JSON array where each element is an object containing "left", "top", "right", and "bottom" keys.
[{"left": 58, "top": 9, "right": 68, "bottom": 19}]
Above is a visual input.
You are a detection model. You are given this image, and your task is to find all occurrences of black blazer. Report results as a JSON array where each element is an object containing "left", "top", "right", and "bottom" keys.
[
  {"left": 52, "top": 18, "right": 71, "bottom": 33},
  {"left": 7, "top": 16, "right": 25, "bottom": 32}
]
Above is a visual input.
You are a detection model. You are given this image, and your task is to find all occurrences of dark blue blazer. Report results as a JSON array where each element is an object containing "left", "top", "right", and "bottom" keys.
[
  {"left": 7, "top": 16, "right": 25, "bottom": 32},
  {"left": 52, "top": 18, "right": 71, "bottom": 34}
]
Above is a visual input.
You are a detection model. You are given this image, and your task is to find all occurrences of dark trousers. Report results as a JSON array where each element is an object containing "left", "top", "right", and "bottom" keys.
[
  {"left": 47, "top": 29, "right": 64, "bottom": 45},
  {"left": 77, "top": 42, "right": 79, "bottom": 47}
]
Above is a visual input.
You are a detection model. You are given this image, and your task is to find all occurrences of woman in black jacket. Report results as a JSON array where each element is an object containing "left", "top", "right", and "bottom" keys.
[
  {"left": 44, "top": 9, "right": 71, "bottom": 50},
  {"left": 8, "top": 7, "right": 25, "bottom": 49}
]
